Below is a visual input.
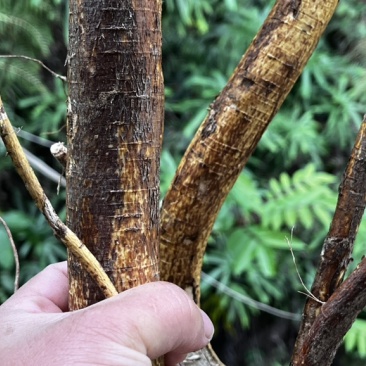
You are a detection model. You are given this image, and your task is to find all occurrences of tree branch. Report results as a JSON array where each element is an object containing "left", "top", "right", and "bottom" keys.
[
  {"left": 160, "top": 1, "right": 338, "bottom": 363},
  {"left": 160, "top": 0, "right": 339, "bottom": 300},
  {"left": 291, "top": 255, "right": 366, "bottom": 365},
  {"left": 0, "top": 98, "right": 117, "bottom": 298},
  {"left": 0, "top": 55, "right": 66, "bottom": 81},
  {"left": 291, "top": 115, "right": 366, "bottom": 364}
]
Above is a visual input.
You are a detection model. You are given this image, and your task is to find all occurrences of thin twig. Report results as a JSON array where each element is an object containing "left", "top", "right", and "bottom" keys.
[
  {"left": 201, "top": 271, "right": 301, "bottom": 321},
  {"left": 0, "top": 217, "right": 20, "bottom": 292},
  {"left": 23, "top": 145, "right": 66, "bottom": 187},
  {"left": 0, "top": 98, "right": 117, "bottom": 298},
  {"left": 286, "top": 228, "right": 325, "bottom": 305},
  {"left": 0, "top": 55, "right": 67, "bottom": 82}
]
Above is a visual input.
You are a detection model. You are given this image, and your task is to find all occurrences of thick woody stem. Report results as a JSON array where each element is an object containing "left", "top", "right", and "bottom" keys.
[
  {"left": 292, "top": 255, "right": 366, "bottom": 365},
  {"left": 291, "top": 115, "right": 366, "bottom": 364}
]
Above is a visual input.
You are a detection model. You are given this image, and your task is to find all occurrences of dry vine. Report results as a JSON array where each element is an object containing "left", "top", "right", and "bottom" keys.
[{"left": 0, "top": 98, "right": 117, "bottom": 298}]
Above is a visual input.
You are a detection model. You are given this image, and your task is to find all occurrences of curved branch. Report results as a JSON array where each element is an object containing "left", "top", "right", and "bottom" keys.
[
  {"left": 0, "top": 99, "right": 117, "bottom": 298},
  {"left": 160, "top": 1, "right": 338, "bottom": 363},
  {"left": 160, "top": 0, "right": 338, "bottom": 298}
]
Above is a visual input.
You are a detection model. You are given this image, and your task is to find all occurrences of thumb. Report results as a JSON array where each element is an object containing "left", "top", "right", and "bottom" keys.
[{"left": 80, "top": 281, "right": 214, "bottom": 365}]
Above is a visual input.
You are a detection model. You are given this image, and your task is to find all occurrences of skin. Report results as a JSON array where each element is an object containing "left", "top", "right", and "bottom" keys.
[{"left": 0, "top": 262, "right": 214, "bottom": 366}]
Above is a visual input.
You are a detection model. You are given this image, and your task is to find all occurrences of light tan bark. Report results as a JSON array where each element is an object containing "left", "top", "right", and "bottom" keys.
[{"left": 160, "top": 1, "right": 338, "bottom": 364}]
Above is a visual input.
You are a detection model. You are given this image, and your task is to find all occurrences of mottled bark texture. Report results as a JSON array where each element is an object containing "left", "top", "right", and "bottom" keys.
[
  {"left": 291, "top": 253, "right": 366, "bottom": 366},
  {"left": 160, "top": 1, "right": 337, "bottom": 364},
  {"left": 67, "top": 0, "right": 163, "bottom": 310},
  {"left": 161, "top": 0, "right": 338, "bottom": 300},
  {"left": 291, "top": 116, "right": 366, "bottom": 365}
]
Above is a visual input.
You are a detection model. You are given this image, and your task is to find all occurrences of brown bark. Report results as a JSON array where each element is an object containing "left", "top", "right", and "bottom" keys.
[
  {"left": 67, "top": 0, "right": 163, "bottom": 311},
  {"left": 0, "top": 100, "right": 117, "bottom": 298},
  {"left": 160, "top": 1, "right": 338, "bottom": 363},
  {"left": 161, "top": 0, "right": 338, "bottom": 298},
  {"left": 160, "top": 0, "right": 338, "bottom": 307},
  {"left": 291, "top": 254, "right": 366, "bottom": 366},
  {"left": 291, "top": 115, "right": 366, "bottom": 365}
]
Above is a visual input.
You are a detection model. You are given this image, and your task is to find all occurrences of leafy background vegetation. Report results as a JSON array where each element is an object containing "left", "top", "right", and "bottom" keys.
[{"left": 0, "top": 0, "right": 366, "bottom": 364}]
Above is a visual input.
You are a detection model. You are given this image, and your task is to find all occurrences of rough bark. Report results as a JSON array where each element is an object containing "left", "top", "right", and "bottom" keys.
[
  {"left": 161, "top": 0, "right": 338, "bottom": 299},
  {"left": 0, "top": 100, "right": 117, "bottom": 298},
  {"left": 291, "top": 115, "right": 366, "bottom": 365},
  {"left": 160, "top": 0, "right": 338, "bottom": 308},
  {"left": 67, "top": 0, "right": 163, "bottom": 311},
  {"left": 291, "top": 254, "right": 366, "bottom": 366},
  {"left": 181, "top": 346, "right": 222, "bottom": 366},
  {"left": 160, "top": 1, "right": 338, "bottom": 363}
]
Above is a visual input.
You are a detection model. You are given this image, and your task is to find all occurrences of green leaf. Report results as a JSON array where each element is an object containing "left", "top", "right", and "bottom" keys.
[
  {"left": 279, "top": 172, "right": 291, "bottom": 192},
  {"left": 227, "top": 228, "right": 256, "bottom": 275},
  {"left": 344, "top": 319, "right": 366, "bottom": 358},
  {"left": 269, "top": 178, "right": 283, "bottom": 197},
  {"left": 256, "top": 246, "right": 276, "bottom": 277},
  {"left": 248, "top": 227, "right": 306, "bottom": 250},
  {"left": 299, "top": 205, "right": 313, "bottom": 229},
  {"left": 358, "top": 330, "right": 366, "bottom": 358},
  {"left": 1, "top": 211, "right": 33, "bottom": 232}
]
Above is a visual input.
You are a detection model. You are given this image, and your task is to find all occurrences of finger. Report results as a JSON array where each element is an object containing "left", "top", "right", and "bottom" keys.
[
  {"left": 82, "top": 281, "right": 214, "bottom": 363},
  {"left": 8, "top": 261, "right": 69, "bottom": 313}
]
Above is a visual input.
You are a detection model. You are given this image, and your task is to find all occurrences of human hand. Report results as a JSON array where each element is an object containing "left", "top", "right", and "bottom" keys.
[{"left": 0, "top": 262, "right": 214, "bottom": 366}]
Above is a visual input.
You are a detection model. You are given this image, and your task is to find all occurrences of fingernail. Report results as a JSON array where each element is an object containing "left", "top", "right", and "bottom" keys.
[{"left": 200, "top": 309, "right": 214, "bottom": 341}]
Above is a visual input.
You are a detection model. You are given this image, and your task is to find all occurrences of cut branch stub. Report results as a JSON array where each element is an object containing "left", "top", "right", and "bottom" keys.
[{"left": 50, "top": 142, "right": 67, "bottom": 168}]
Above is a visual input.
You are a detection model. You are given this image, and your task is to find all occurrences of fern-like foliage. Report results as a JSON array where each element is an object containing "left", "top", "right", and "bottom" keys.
[
  {"left": 261, "top": 164, "right": 337, "bottom": 230},
  {"left": 0, "top": 0, "right": 63, "bottom": 104},
  {"left": 259, "top": 107, "right": 326, "bottom": 168},
  {"left": 344, "top": 319, "right": 366, "bottom": 359},
  {"left": 203, "top": 164, "right": 338, "bottom": 329}
]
